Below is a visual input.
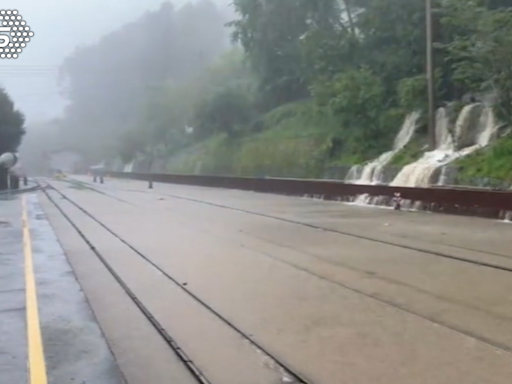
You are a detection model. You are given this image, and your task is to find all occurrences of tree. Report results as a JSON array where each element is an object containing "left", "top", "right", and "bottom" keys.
[
  {"left": 487, "top": 0, "right": 512, "bottom": 9},
  {"left": 44, "top": 0, "right": 512, "bottom": 173},
  {"left": 312, "top": 67, "right": 392, "bottom": 152},
  {"left": 229, "top": 0, "right": 318, "bottom": 109},
  {"left": 193, "top": 86, "right": 254, "bottom": 138},
  {"left": 134, "top": 47, "right": 257, "bottom": 152},
  {"left": 117, "top": 128, "right": 149, "bottom": 164},
  {"left": 356, "top": 0, "right": 426, "bottom": 94},
  {"left": 57, "top": 0, "right": 231, "bottom": 163},
  {"left": 0, "top": 88, "right": 25, "bottom": 155},
  {"left": 440, "top": 0, "right": 512, "bottom": 122}
]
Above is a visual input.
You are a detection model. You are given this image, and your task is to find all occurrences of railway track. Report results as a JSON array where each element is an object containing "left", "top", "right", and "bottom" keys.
[
  {"left": 160, "top": 191, "right": 512, "bottom": 272},
  {"left": 40, "top": 181, "right": 311, "bottom": 384},
  {"left": 85, "top": 181, "right": 512, "bottom": 274},
  {"left": 42, "top": 179, "right": 512, "bottom": 357}
]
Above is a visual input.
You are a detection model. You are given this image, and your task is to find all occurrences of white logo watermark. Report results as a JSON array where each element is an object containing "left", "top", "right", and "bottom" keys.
[{"left": 0, "top": 10, "right": 34, "bottom": 59}]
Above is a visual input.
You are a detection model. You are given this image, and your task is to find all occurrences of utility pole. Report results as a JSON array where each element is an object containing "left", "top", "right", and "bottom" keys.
[{"left": 426, "top": 0, "right": 436, "bottom": 150}]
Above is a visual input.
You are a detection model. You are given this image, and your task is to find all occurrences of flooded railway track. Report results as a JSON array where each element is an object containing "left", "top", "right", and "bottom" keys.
[
  {"left": 96, "top": 183, "right": 512, "bottom": 273},
  {"left": 41, "top": 182, "right": 310, "bottom": 384},
  {"left": 41, "top": 179, "right": 512, "bottom": 354}
]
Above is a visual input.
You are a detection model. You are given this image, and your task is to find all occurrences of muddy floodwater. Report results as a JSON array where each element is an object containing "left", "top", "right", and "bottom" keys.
[{"left": 40, "top": 177, "right": 512, "bottom": 384}]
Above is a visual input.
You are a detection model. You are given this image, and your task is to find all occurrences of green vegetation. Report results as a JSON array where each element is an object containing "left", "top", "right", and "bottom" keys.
[
  {"left": 0, "top": 87, "right": 26, "bottom": 190},
  {"left": 389, "top": 136, "right": 429, "bottom": 168},
  {"left": 166, "top": 135, "right": 236, "bottom": 175},
  {"left": 455, "top": 136, "right": 512, "bottom": 184},
  {"left": 0, "top": 88, "right": 25, "bottom": 155},
  {"left": 34, "top": 0, "right": 512, "bottom": 182},
  {"left": 166, "top": 102, "right": 339, "bottom": 177}
]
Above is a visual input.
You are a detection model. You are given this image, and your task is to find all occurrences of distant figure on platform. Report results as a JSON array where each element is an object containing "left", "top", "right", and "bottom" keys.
[{"left": 393, "top": 192, "right": 402, "bottom": 210}]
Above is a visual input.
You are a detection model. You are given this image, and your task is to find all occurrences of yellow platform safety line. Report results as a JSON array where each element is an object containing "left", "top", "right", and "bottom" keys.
[{"left": 21, "top": 196, "right": 48, "bottom": 384}]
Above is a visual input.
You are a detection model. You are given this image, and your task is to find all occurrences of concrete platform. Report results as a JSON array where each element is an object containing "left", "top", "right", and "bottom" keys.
[
  {"left": 36, "top": 176, "right": 512, "bottom": 384},
  {"left": 0, "top": 192, "right": 125, "bottom": 384}
]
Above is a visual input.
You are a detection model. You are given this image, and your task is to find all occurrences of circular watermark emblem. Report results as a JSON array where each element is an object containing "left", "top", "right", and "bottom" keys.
[{"left": 0, "top": 10, "right": 34, "bottom": 59}]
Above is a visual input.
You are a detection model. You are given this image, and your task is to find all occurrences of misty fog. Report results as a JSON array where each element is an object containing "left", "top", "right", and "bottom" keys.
[
  {"left": 1, "top": 0, "right": 234, "bottom": 173},
  {"left": 1, "top": 0, "right": 232, "bottom": 123}
]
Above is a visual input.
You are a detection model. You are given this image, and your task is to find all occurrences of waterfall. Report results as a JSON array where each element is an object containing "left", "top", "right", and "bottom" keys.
[
  {"left": 346, "top": 111, "right": 420, "bottom": 184},
  {"left": 435, "top": 107, "right": 453, "bottom": 151},
  {"left": 344, "top": 164, "right": 363, "bottom": 182},
  {"left": 437, "top": 166, "right": 452, "bottom": 185},
  {"left": 123, "top": 161, "right": 135, "bottom": 172},
  {"left": 390, "top": 103, "right": 498, "bottom": 187},
  {"left": 476, "top": 107, "right": 497, "bottom": 146}
]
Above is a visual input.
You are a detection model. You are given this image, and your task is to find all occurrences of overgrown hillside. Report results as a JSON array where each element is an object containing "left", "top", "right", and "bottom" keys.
[{"left": 37, "top": 0, "right": 512, "bottom": 182}]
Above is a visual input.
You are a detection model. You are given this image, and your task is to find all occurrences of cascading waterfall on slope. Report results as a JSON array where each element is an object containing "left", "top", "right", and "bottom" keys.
[
  {"left": 390, "top": 103, "right": 498, "bottom": 187},
  {"left": 345, "top": 111, "right": 421, "bottom": 184},
  {"left": 344, "top": 164, "right": 363, "bottom": 182},
  {"left": 123, "top": 161, "right": 135, "bottom": 172}
]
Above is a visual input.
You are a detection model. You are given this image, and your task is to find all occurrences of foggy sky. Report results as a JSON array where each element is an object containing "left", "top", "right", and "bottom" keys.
[{"left": 0, "top": 0, "right": 230, "bottom": 124}]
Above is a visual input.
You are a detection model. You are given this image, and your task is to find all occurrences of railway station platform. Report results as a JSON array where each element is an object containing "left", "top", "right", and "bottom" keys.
[
  {"left": 0, "top": 192, "right": 124, "bottom": 384},
  {"left": 4, "top": 175, "right": 512, "bottom": 384}
]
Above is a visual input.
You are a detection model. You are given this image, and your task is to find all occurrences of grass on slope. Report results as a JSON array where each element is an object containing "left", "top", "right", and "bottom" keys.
[
  {"left": 389, "top": 135, "right": 428, "bottom": 167},
  {"left": 166, "top": 101, "right": 343, "bottom": 178},
  {"left": 455, "top": 135, "right": 512, "bottom": 184},
  {"left": 164, "top": 101, "right": 412, "bottom": 178}
]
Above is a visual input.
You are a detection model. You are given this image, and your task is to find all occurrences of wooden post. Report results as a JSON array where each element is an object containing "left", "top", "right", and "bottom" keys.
[{"left": 426, "top": 0, "right": 436, "bottom": 150}]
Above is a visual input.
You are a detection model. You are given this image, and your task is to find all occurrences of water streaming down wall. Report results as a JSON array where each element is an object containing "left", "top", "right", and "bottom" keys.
[
  {"left": 123, "top": 161, "right": 135, "bottom": 172},
  {"left": 344, "top": 164, "right": 363, "bottom": 182},
  {"left": 345, "top": 112, "right": 421, "bottom": 184},
  {"left": 390, "top": 103, "right": 498, "bottom": 187}
]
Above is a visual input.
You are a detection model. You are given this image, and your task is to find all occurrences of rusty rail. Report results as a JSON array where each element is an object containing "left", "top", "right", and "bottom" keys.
[{"left": 104, "top": 171, "right": 512, "bottom": 219}]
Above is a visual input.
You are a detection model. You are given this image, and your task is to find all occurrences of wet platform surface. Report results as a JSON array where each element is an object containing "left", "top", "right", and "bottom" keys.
[
  {"left": 28, "top": 176, "right": 512, "bottom": 383},
  {"left": 0, "top": 195, "right": 26, "bottom": 384},
  {"left": 0, "top": 192, "right": 124, "bottom": 384}
]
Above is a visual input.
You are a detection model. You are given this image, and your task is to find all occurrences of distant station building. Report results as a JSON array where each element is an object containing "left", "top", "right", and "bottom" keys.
[{"left": 45, "top": 149, "right": 84, "bottom": 175}]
